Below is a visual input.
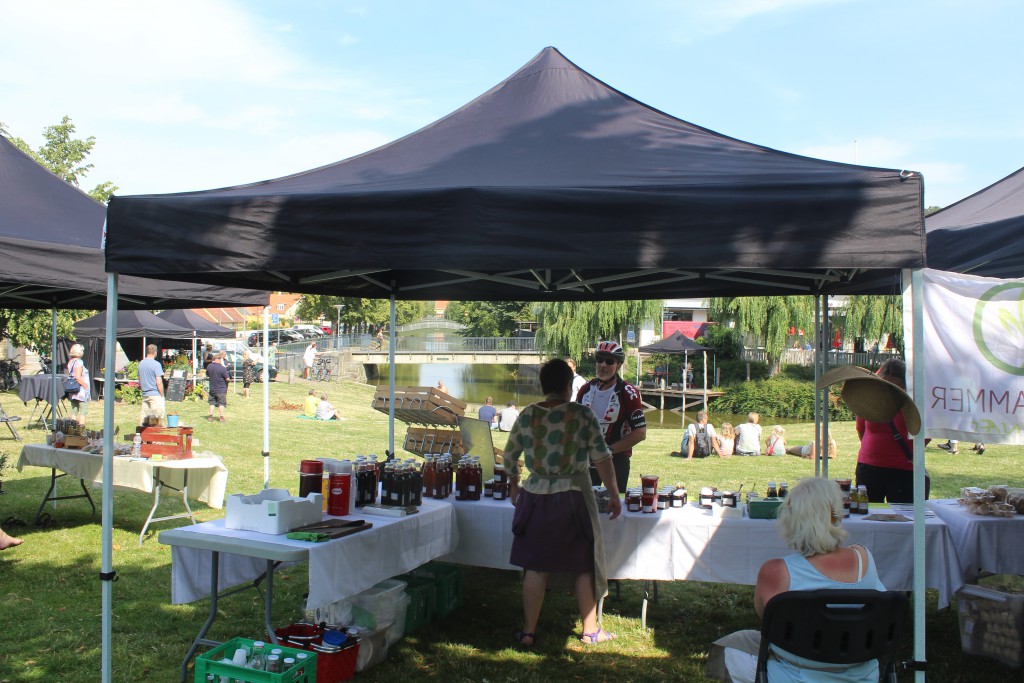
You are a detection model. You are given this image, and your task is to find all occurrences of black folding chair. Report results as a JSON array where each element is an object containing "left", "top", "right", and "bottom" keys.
[{"left": 756, "top": 589, "right": 909, "bottom": 683}]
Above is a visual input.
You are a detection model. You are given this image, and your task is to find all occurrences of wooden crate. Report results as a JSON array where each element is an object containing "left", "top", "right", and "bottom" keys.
[
  {"left": 135, "top": 426, "right": 193, "bottom": 460},
  {"left": 372, "top": 386, "right": 467, "bottom": 426},
  {"left": 404, "top": 426, "right": 465, "bottom": 457}
]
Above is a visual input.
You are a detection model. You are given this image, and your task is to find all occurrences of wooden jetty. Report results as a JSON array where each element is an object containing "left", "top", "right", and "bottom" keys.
[{"left": 638, "top": 381, "right": 725, "bottom": 413}]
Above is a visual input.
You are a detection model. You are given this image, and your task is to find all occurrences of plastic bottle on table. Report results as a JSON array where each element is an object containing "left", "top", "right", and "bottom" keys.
[{"left": 131, "top": 433, "right": 142, "bottom": 457}]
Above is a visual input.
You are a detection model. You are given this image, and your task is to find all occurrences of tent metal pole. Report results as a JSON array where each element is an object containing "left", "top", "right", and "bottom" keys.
[
  {"left": 813, "top": 296, "right": 821, "bottom": 477},
  {"left": 263, "top": 306, "right": 270, "bottom": 489},
  {"left": 389, "top": 294, "right": 396, "bottom": 456},
  {"left": 702, "top": 350, "right": 708, "bottom": 412},
  {"left": 101, "top": 273, "right": 119, "bottom": 683},
  {"left": 50, "top": 306, "right": 59, "bottom": 507},
  {"left": 821, "top": 295, "right": 830, "bottom": 478},
  {"left": 907, "top": 268, "right": 927, "bottom": 682}
]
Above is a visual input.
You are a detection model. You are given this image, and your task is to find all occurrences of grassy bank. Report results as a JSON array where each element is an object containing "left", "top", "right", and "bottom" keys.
[{"left": 0, "top": 378, "right": 1021, "bottom": 682}]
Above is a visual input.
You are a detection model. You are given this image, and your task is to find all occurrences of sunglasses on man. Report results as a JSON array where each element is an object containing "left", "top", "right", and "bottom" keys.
[{"left": 595, "top": 356, "right": 619, "bottom": 365}]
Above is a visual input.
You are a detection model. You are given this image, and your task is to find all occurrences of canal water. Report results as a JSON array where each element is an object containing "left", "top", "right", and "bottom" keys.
[{"left": 367, "top": 328, "right": 805, "bottom": 430}]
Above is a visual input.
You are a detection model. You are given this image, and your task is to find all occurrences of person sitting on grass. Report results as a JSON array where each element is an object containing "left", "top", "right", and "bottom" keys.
[
  {"left": 765, "top": 425, "right": 787, "bottom": 456},
  {"left": 786, "top": 435, "right": 839, "bottom": 460},
  {"left": 304, "top": 389, "right": 319, "bottom": 417},
  {"left": 733, "top": 412, "right": 762, "bottom": 456},
  {"left": 717, "top": 423, "right": 736, "bottom": 457},
  {"left": 315, "top": 393, "right": 342, "bottom": 421},
  {"left": 681, "top": 410, "right": 721, "bottom": 459}
]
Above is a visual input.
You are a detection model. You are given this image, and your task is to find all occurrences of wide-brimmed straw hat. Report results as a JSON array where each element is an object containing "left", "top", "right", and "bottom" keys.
[{"left": 817, "top": 366, "right": 921, "bottom": 434}]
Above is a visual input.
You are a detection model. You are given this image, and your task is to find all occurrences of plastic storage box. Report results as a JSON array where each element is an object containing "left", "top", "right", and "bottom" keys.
[
  {"left": 275, "top": 623, "right": 359, "bottom": 683},
  {"left": 411, "top": 562, "right": 463, "bottom": 618},
  {"left": 353, "top": 625, "right": 389, "bottom": 672},
  {"left": 350, "top": 578, "right": 408, "bottom": 630},
  {"left": 194, "top": 637, "right": 315, "bottom": 683},
  {"left": 747, "top": 497, "right": 784, "bottom": 519},
  {"left": 385, "top": 593, "right": 412, "bottom": 646},
  {"left": 956, "top": 577, "right": 1024, "bottom": 668},
  {"left": 225, "top": 489, "right": 324, "bottom": 535},
  {"left": 400, "top": 574, "right": 437, "bottom": 634}
]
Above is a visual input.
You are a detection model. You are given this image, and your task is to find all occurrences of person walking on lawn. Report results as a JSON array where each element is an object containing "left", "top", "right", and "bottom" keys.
[{"left": 206, "top": 352, "right": 230, "bottom": 422}]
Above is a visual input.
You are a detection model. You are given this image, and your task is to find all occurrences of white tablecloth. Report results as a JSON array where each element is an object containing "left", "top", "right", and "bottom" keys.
[
  {"left": 17, "top": 443, "right": 228, "bottom": 508},
  {"left": 441, "top": 497, "right": 964, "bottom": 607},
  {"left": 162, "top": 498, "right": 458, "bottom": 608},
  {"left": 926, "top": 499, "right": 1024, "bottom": 580}
]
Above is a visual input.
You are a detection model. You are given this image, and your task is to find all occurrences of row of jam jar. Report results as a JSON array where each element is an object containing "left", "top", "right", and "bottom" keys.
[
  {"left": 422, "top": 453, "right": 510, "bottom": 501},
  {"left": 625, "top": 481, "right": 688, "bottom": 513}
]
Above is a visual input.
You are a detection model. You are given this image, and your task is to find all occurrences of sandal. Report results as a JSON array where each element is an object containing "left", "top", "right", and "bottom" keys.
[
  {"left": 513, "top": 630, "right": 536, "bottom": 647},
  {"left": 581, "top": 628, "right": 617, "bottom": 644}
]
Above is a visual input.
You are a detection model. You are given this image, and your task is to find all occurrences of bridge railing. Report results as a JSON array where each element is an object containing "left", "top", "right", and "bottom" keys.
[
  {"left": 361, "top": 337, "right": 537, "bottom": 353},
  {"left": 739, "top": 347, "right": 900, "bottom": 368}
]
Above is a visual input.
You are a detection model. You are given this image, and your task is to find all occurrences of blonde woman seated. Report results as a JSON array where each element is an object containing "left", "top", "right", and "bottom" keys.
[
  {"left": 787, "top": 436, "right": 839, "bottom": 460},
  {"left": 706, "top": 477, "right": 884, "bottom": 683},
  {"left": 765, "top": 425, "right": 787, "bottom": 456},
  {"left": 717, "top": 423, "right": 736, "bottom": 457}
]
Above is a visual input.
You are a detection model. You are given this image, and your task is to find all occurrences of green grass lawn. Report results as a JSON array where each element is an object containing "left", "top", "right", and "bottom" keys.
[{"left": 0, "top": 378, "right": 1021, "bottom": 682}]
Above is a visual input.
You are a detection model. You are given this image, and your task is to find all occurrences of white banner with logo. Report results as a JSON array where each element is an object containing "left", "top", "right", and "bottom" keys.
[{"left": 907, "top": 268, "right": 1024, "bottom": 444}]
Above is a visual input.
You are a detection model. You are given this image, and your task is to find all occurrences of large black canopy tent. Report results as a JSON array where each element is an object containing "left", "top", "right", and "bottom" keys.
[
  {"left": 155, "top": 309, "right": 235, "bottom": 338},
  {"left": 100, "top": 47, "right": 929, "bottom": 683},
  {"left": 926, "top": 165, "right": 1024, "bottom": 278},
  {"left": 0, "top": 134, "right": 267, "bottom": 310},
  {"left": 105, "top": 47, "right": 924, "bottom": 299}
]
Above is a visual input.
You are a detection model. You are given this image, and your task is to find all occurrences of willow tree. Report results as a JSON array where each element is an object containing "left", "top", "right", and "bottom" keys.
[
  {"left": 536, "top": 300, "right": 663, "bottom": 360},
  {"left": 836, "top": 295, "right": 903, "bottom": 353},
  {"left": 708, "top": 296, "right": 814, "bottom": 376}
]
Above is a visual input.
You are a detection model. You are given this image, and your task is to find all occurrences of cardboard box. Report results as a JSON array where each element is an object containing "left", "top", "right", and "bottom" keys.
[{"left": 226, "top": 488, "right": 324, "bottom": 535}]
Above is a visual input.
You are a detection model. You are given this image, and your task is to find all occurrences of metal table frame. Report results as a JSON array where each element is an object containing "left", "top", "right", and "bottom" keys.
[{"left": 158, "top": 528, "right": 309, "bottom": 682}]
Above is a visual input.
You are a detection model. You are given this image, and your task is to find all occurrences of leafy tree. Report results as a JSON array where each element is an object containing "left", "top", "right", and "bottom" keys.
[
  {"left": 0, "top": 309, "right": 89, "bottom": 356},
  {"left": 833, "top": 295, "right": 903, "bottom": 355},
  {"left": 0, "top": 116, "right": 118, "bottom": 203},
  {"left": 536, "top": 300, "right": 663, "bottom": 360},
  {"left": 295, "top": 295, "right": 432, "bottom": 331},
  {"left": 707, "top": 296, "right": 813, "bottom": 376},
  {"left": 925, "top": 205, "right": 943, "bottom": 216},
  {"left": 445, "top": 301, "right": 532, "bottom": 337}
]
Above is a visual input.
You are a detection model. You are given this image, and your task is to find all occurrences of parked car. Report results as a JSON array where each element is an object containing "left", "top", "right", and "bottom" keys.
[
  {"left": 292, "top": 325, "right": 326, "bottom": 339},
  {"left": 205, "top": 340, "right": 278, "bottom": 382},
  {"left": 246, "top": 329, "right": 304, "bottom": 348}
]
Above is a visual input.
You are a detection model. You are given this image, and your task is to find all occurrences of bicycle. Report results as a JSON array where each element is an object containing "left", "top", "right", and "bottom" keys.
[
  {"left": 0, "top": 358, "right": 21, "bottom": 391},
  {"left": 36, "top": 356, "right": 53, "bottom": 375},
  {"left": 313, "top": 357, "right": 332, "bottom": 382}
]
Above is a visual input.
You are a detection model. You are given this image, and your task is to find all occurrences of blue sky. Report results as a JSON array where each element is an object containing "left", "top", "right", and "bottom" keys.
[{"left": 2, "top": 0, "right": 1021, "bottom": 208}]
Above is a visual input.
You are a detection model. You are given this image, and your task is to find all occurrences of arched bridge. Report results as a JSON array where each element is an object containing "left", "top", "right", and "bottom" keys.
[{"left": 350, "top": 337, "right": 541, "bottom": 365}]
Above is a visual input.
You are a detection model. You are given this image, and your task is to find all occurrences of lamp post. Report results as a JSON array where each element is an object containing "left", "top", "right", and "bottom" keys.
[{"left": 334, "top": 304, "right": 344, "bottom": 348}]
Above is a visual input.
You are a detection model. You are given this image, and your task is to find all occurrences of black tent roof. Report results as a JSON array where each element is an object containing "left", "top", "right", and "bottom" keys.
[
  {"left": 639, "top": 330, "right": 713, "bottom": 354},
  {"left": 926, "top": 166, "right": 1024, "bottom": 278},
  {"left": 73, "top": 310, "right": 196, "bottom": 339},
  {"left": 105, "top": 47, "right": 924, "bottom": 301},
  {"left": 0, "top": 135, "right": 268, "bottom": 309},
  {"left": 155, "top": 309, "right": 235, "bottom": 338}
]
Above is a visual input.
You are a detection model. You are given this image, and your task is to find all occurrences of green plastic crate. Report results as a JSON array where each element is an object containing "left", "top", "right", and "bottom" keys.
[
  {"left": 412, "top": 562, "right": 463, "bottom": 619},
  {"left": 399, "top": 574, "right": 437, "bottom": 633},
  {"left": 194, "top": 637, "right": 316, "bottom": 683}
]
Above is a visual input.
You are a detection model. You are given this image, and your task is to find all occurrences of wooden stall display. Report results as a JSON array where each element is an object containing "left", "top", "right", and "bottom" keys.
[
  {"left": 134, "top": 426, "right": 193, "bottom": 460},
  {"left": 372, "top": 386, "right": 467, "bottom": 426},
  {"left": 404, "top": 426, "right": 465, "bottom": 457}
]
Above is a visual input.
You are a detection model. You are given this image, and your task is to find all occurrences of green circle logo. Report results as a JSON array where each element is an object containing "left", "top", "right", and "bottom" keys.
[{"left": 973, "top": 282, "right": 1024, "bottom": 376}]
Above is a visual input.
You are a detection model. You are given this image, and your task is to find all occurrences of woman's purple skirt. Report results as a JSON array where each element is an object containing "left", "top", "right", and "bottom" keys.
[{"left": 510, "top": 489, "right": 594, "bottom": 573}]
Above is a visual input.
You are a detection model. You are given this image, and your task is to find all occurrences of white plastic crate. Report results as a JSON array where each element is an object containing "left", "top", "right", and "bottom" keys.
[{"left": 225, "top": 488, "right": 324, "bottom": 535}]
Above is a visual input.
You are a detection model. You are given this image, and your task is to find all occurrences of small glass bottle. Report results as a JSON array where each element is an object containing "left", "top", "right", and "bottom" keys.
[
  {"left": 265, "top": 654, "right": 281, "bottom": 674},
  {"left": 766, "top": 481, "right": 778, "bottom": 498},
  {"left": 247, "top": 641, "right": 266, "bottom": 671}
]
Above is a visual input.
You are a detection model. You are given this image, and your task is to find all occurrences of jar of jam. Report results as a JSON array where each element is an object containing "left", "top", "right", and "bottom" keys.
[
  {"left": 657, "top": 489, "right": 670, "bottom": 510},
  {"left": 778, "top": 481, "right": 788, "bottom": 498},
  {"left": 699, "top": 487, "right": 714, "bottom": 508},
  {"left": 766, "top": 481, "right": 778, "bottom": 498},
  {"left": 721, "top": 490, "right": 737, "bottom": 508},
  {"left": 671, "top": 483, "right": 687, "bottom": 507},
  {"left": 493, "top": 482, "right": 507, "bottom": 501},
  {"left": 641, "top": 494, "right": 657, "bottom": 514},
  {"left": 641, "top": 474, "right": 659, "bottom": 496},
  {"left": 626, "top": 489, "right": 642, "bottom": 512}
]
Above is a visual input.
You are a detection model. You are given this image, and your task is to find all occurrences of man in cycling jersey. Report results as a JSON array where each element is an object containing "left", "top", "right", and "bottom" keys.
[{"left": 577, "top": 340, "right": 646, "bottom": 492}]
